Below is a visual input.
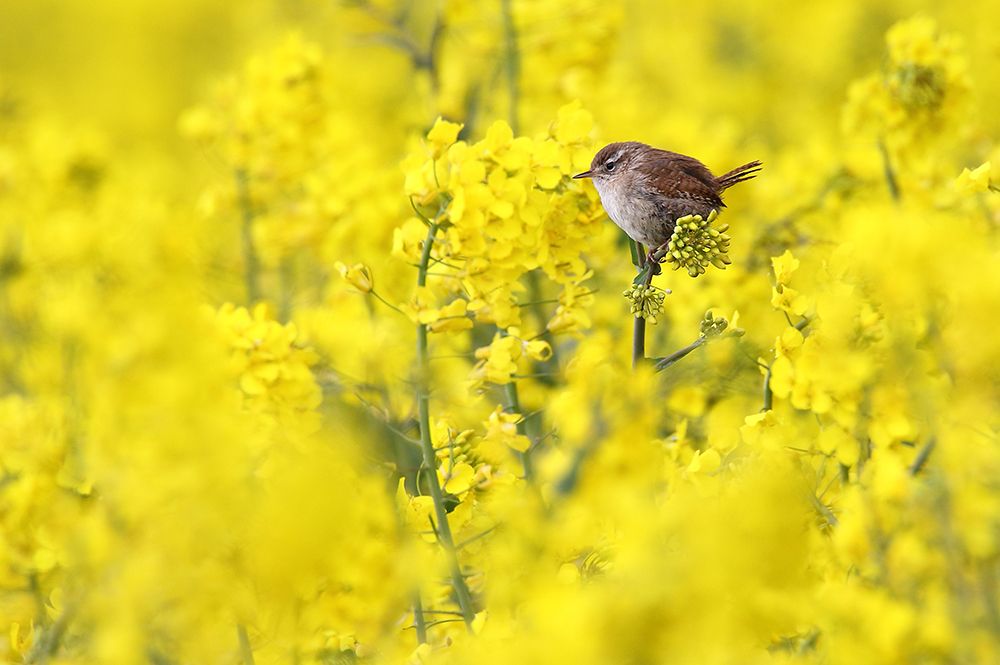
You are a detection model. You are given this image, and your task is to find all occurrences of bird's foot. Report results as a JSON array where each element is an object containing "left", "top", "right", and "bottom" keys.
[
  {"left": 647, "top": 242, "right": 672, "bottom": 274},
  {"left": 634, "top": 245, "right": 666, "bottom": 285}
]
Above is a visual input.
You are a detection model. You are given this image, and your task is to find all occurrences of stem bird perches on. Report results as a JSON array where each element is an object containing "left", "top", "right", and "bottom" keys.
[{"left": 630, "top": 240, "right": 673, "bottom": 368}]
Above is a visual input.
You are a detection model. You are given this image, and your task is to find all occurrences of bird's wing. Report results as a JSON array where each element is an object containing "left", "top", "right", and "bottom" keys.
[{"left": 646, "top": 149, "right": 725, "bottom": 208}]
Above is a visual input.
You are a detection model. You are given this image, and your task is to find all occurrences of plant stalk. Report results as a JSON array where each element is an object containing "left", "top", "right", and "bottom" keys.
[
  {"left": 504, "top": 380, "right": 533, "bottom": 480},
  {"left": 237, "top": 624, "right": 255, "bottom": 665},
  {"left": 415, "top": 223, "right": 476, "bottom": 628},
  {"left": 501, "top": 0, "right": 520, "bottom": 135},
  {"left": 236, "top": 169, "right": 260, "bottom": 304},
  {"left": 878, "top": 139, "right": 900, "bottom": 202},
  {"left": 654, "top": 336, "right": 706, "bottom": 372},
  {"left": 413, "top": 594, "right": 428, "bottom": 644},
  {"left": 631, "top": 240, "right": 647, "bottom": 368}
]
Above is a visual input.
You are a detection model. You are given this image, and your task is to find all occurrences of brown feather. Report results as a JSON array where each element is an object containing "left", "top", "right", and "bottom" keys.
[
  {"left": 716, "top": 160, "right": 763, "bottom": 191},
  {"left": 645, "top": 149, "right": 725, "bottom": 208}
]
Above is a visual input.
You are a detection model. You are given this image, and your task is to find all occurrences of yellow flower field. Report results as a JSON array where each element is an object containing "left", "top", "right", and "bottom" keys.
[{"left": 1, "top": 1, "right": 999, "bottom": 663}]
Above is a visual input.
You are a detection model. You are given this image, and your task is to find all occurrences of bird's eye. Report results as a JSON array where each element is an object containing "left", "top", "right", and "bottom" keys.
[{"left": 605, "top": 160, "right": 617, "bottom": 172}]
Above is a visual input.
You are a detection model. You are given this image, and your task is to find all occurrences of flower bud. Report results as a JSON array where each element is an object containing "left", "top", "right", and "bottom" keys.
[{"left": 335, "top": 261, "right": 374, "bottom": 293}]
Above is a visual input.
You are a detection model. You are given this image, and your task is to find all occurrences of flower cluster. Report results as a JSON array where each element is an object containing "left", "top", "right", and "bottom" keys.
[
  {"left": 843, "top": 16, "right": 972, "bottom": 187},
  {"left": 397, "top": 103, "right": 605, "bottom": 333},
  {"left": 663, "top": 210, "right": 732, "bottom": 277},
  {"left": 214, "top": 303, "right": 322, "bottom": 431},
  {"left": 472, "top": 331, "right": 552, "bottom": 386},
  {"left": 623, "top": 284, "right": 668, "bottom": 323}
]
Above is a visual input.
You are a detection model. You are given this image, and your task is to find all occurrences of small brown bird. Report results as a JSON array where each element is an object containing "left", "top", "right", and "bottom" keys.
[{"left": 573, "top": 141, "right": 761, "bottom": 252}]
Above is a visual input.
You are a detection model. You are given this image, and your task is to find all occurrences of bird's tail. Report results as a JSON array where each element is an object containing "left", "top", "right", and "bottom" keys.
[{"left": 717, "top": 160, "right": 762, "bottom": 191}]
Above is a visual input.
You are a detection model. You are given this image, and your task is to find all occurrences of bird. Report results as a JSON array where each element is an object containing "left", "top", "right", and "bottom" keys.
[{"left": 573, "top": 141, "right": 761, "bottom": 256}]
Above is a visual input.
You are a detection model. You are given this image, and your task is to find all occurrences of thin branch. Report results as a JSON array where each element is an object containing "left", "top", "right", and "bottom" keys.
[
  {"left": 412, "top": 594, "right": 427, "bottom": 644},
  {"left": 24, "top": 605, "right": 74, "bottom": 664},
  {"left": 762, "top": 363, "right": 774, "bottom": 411},
  {"left": 371, "top": 290, "right": 406, "bottom": 315},
  {"left": 415, "top": 619, "right": 466, "bottom": 629},
  {"left": 456, "top": 525, "right": 499, "bottom": 550},
  {"left": 809, "top": 493, "right": 839, "bottom": 528},
  {"left": 909, "top": 439, "right": 936, "bottom": 476},
  {"left": 878, "top": 139, "right": 901, "bottom": 202},
  {"left": 653, "top": 337, "right": 706, "bottom": 372}
]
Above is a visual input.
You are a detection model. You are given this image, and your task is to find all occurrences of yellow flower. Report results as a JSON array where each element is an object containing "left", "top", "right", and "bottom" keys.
[
  {"left": 483, "top": 120, "right": 514, "bottom": 155},
  {"left": 818, "top": 424, "right": 860, "bottom": 466},
  {"left": 955, "top": 161, "right": 992, "bottom": 195},
  {"left": 473, "top": 334, "right": 522, "bottom": 385},
  {"left": 215, "top": 303, "right": 321, "bottom": 427},
  {"left": 686, "top": 448, "right": 721, "bottom": 475},
  {"left": 428, "top": 299, "right": 473, "bottom": 334},
  {"left": 775, "top": 326, "right": 804, "bottom": 356},
  {"left": 524, "top": 340, "right": 553, "bottom": 361},
  {"left": 427, "top": 117, "right": 464, "bottom": 157},
  {"left": 481, "top": 406, "right": 531, "bottom": 453},
  {"left": 334, "top": 261, "right": 374, "bottom": 294},
  {"left": 440, "top": 461, "right": 476, "bottom": 496},
  {"left": 771, "top": 284, "right": 810, "bottom": 316},
  {"left": 771, "top": 250, "right": 800, "bottom": 285},
  {"left": 553, "top": 102, "right": 593, "bottom": 146}
]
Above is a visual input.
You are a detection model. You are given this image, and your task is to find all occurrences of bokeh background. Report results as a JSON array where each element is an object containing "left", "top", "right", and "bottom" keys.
[{"left": 2, "top": 1, "right": 999, "bottom": 663}]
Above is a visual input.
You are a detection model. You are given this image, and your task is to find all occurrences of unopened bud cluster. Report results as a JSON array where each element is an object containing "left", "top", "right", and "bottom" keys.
[
  {"left": 700, "top": 311, "right": 730, "bottom": 337},
  {"left": 665, "top": 209, "right": 732, "bottom": 278},
  {"left": 892, "top": 63, "right": 946, "bottom": 111},
  {"left": 624, "top": 284, "right": 669, "bottom": 324}
]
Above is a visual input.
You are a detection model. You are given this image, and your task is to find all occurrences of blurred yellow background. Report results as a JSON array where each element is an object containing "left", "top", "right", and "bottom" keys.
[{"left": 1, "top": 1, "right": 999, "bottom": 664}]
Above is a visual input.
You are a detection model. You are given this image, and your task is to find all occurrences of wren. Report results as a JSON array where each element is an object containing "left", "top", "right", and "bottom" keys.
[{"left": 573, "top": 141, "right": 761, "bottom": 253}]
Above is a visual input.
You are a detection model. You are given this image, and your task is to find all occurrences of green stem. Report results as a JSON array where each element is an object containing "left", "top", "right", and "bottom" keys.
[
  {"left": 236, "top": 169, "right": 260, "bottom": 304},
  {"left": 371, "top": 289, "right": 406, "bottom": 315},
  {"left": 762, "top": 363, "right": 774, "bottom": 411},
  {"left": 630, "top": 240, "right": 651, "bottom": 369},
  {"left": 501, "top": 0, "right": 520, "bottom": 135},
  {"left": 237, "top": 624, "right": 255, "bottom": 665},
  {"left": 909, "top": 438, "right": 936, "bottom": 476},
  {"left": 24, "top": 606, "right": 73, "bottom": 664},
  {"left": 524, "top": 269, "right": 561, "bottom": 383},
  {"left": 415, "top": 223, "right": 476, "bottom": 629},
  {"left": 809, "top": 493, "right": 839, "bottom": 528},
  {"left": 654, "top": 336, "right": 706, "bottom": 372},
  {"left": 632, "top": 316, "right": 646, "bottom": 369},
  {"left": 413, "top": 594, "right": 428, "bottom": 644},
  {"left": 878, "top": 139, "right": 900, "bottom": 202},
  {"left": 504, "top": 381, "right": 533, "bottom": 480},
  {"left": 279, "top": 258, "right": 293, "bottom": 321}
]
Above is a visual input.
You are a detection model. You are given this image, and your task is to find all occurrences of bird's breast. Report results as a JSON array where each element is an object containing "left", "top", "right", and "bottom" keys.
[{"left": 594, "top": 180, "right": 660, "bottom": 246}]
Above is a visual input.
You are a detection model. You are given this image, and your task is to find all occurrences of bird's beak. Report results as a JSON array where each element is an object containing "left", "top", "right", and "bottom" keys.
[{"left": 572, "top": 170, "right": 593, "bottom": 179}]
